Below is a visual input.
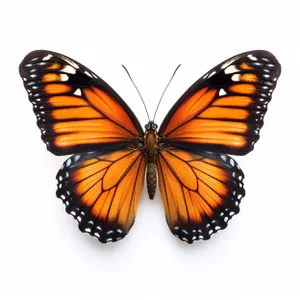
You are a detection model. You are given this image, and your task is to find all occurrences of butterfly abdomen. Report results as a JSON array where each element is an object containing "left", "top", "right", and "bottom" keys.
[
  {"left": 144, "top": 127, "right": 159, "bottom": 199},
  {"left": 146, "top": 162, "right": 157, "bottom": 200}
]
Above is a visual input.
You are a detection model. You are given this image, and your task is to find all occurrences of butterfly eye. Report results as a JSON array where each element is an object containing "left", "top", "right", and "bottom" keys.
[{"left": 145, "top": 121, "right": 158, "bottom": 131}]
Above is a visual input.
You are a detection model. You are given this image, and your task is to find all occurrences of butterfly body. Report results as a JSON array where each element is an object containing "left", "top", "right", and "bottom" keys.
[
  {"left": 20, "top": 50, "right": 281, "bottom": 244},
  {"left": 144, "top": 122, "right": 159, "bottom": 199}
]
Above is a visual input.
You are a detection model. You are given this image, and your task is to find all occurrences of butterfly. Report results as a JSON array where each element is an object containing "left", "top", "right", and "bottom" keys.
[{"left": 19, "top": 50, "right": 281, "bottom": 244}]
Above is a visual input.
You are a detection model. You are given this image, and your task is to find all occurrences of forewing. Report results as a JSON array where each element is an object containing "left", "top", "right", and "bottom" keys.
[
  {"left": 56, "top": 147, "right": 146, "bottom": 243},
  {"left": 157, "top": 146, "right": 245, "bottom": 243},
  {"left": 20, "top": 50, "right": 143, "bottom": 155},
  {"left": 159, "top": 50, "right": 281, "bottom": 155}
]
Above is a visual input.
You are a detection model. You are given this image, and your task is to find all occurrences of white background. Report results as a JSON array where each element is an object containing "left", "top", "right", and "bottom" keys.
[{"left": 1, "top": 1, "right": 299, "bottom": 299}]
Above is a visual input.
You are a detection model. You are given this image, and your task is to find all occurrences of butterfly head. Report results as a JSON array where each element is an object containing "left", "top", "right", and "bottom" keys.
[{"left": 145, "top": 121, "right": 158, "bottom": 133}]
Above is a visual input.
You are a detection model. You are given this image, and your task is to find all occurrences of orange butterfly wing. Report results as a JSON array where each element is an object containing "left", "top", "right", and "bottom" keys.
[
  {"left": 159, "top": 50, "right": 281, "bottom": 155},
  {"left": 19, "top": 50, "right": 143, "bottom": 155},
  {"left": 56, "top": 147, "right": 146, "bottom": 242},
  {"left": 157, "top": 146, "right": 245, "bottom": 243}
]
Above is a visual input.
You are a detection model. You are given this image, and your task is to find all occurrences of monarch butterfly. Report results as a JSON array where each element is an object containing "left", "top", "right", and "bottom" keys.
[{"left": 19, "top": 50, "right": 281, "bottom": 244}]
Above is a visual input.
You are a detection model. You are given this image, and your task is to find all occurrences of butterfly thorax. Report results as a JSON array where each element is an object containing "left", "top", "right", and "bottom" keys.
[{"left": 144, "top": 122, "right": 159, "bottom": 200}]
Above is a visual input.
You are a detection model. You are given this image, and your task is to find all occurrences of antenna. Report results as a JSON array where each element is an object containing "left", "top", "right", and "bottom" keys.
[
  {"left": 153, "top": 64, "right": 181, "bottom": 122},
  {"left": 121, "top": 65, "right": 150, "bottom": 122}
]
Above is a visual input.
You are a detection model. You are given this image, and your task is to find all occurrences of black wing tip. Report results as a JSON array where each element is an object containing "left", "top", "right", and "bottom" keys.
[
  {"left": 219, "top": 49, "right": 282, "bottom": 81},
  {"left": 19, "top": 49, "right": 73, "bottom": 76},
  {"left": 242, "top": 49, "right": 281, "bottom": 77},
  {"left": 19, "top": 50, "right": 49, "bottom": 74}
]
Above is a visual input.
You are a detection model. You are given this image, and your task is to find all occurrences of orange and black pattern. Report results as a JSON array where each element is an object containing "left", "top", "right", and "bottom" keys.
[
  {"left": 159, "top": 50, "right": 281, "bottom": 155},
  {"left": 56, "top": 147, "right": 146, "bottom": 242},
  {"left": 157, "top": 146, "right": 245, "bottom": 243},
  {"left": 20, "top": 50, "right": 281, "bottom": 244},
  {"left": 19, "top": 50, "right": 143, "bottom": 155}
]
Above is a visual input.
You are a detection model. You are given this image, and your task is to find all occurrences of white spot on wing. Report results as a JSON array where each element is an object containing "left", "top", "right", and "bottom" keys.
[
  {"left": 61, "top": 74, "right": 69, "bottom": 81},
  {"left": 66, "top": 159, "right": 71, "bottom": 167},
  {"left": 231, "top": 74, "right": 240, "bottom": 82},
  {"left": 248, "top": 54, "right": 258, "bottom": 61},
  {"left": 74, "top": 88, "right": 82, "bottom": 96},
  {"left": 61, "top": 65, "right": 76, "bottom": 74},
  {"left": 207, "top": 71, "right": 216, "bottom": 78},
  {"left": 84, "top": 70, "right": 93, "bottom": 78},
  {"left": 74, "top": 154, "right": 81, "bottom": 162},
  {"left": 225, "top": 65, "right": 239, "bottom": 74},
  {"left": 221, "top": 154, "right": 227, "bottom": 161},
  {"left": 219, "top": 89, "right": 227, "bottom": 96},
  {"left": 42, "top": 54, "right": 53, "bottom": 61}
]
